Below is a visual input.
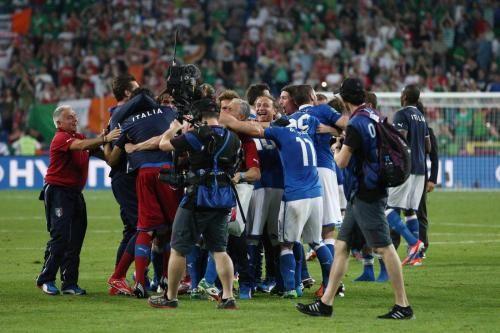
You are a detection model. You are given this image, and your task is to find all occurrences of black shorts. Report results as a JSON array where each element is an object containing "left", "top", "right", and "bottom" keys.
[
  {"left": 337, "top": 196, "right": 392, "bottom": 249},
  {"left": 170, "top": 207, "right": 230, "bottom": 256}
]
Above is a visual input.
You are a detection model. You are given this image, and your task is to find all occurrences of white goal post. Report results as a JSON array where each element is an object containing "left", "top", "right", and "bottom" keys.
[{"left": 320, "top": 91, "right": 500, "bottom": 190}]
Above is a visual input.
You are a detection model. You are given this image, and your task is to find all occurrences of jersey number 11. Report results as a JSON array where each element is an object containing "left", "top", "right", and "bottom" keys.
[{"left": 296, "top": 137, "right": 317, "bottom": 167}]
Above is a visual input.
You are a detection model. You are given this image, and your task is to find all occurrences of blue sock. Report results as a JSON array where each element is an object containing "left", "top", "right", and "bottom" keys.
[
  {"left": 187, "top": 245, "right": 201, "bottom": 289},
  {"left": 376, "top": 257, "right": 389, "bottom": 282},
  {"left": 279, "top": 250, "right": 295, "bottom": 292},
  {"left": 151, "top": 250, "right": 163, "bottom": 283},
  {"left": 204, "top": 253, "right": 218, "bottom": 285},
  {"left": 354, "top": 254, "right": 375, "bottom": 282},
  {"left": 406, "top": 215, "right": 419, "bottom": 240},
  {"left": 292, "top": 243, "right": 303, "bottom": 289},
  {"left": 274, "top": 247, "right": 284, "bottom": 291},
  {"left": 324, "top": 239, "right": 335, "bottom": 258},
  {"left": 386, "top": 209, "right": 418, "bottom": 245},
  {"left": 247, "top": 243, "right": 259, "bottom": 287},
  {"left": 313, "top": 243, "right": 333, "bottom": 287}
]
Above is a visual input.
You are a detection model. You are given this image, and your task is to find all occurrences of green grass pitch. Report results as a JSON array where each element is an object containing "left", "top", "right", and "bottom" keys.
[{"left": 0, "top": 191, "right": 499, "bottom": 332}]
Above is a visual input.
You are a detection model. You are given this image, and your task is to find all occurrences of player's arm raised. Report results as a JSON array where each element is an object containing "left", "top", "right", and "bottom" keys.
[
  {"left": 317, "top": 124, "right": 342, "bottom": 136},
  {"left": 219, "top": 112, "right": 267, "bottom": 138},
  {"left": 70, "top": 128, "right": 121, "bottom": 151}
]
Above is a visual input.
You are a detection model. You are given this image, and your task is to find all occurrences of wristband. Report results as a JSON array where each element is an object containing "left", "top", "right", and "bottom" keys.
[{"left": 240, "top": 172, "right": 245, "bottom": 182}]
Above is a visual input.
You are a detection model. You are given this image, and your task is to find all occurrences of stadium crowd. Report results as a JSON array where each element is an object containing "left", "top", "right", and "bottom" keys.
[{"left": 0, "top": 0, "right": 499, "bottom": 154}]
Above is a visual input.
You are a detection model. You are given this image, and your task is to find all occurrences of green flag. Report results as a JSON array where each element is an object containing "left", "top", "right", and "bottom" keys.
[{"left": 28, "top": 103, "right": 57, "bottom": 142}]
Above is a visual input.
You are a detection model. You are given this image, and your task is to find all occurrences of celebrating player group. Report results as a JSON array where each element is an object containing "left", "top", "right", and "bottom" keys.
[{"left": 37, "top": 70, "right": 432, "bottom": 319}]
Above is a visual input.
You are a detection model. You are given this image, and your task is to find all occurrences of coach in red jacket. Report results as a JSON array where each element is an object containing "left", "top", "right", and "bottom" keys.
[{"left": 36, "top": 105, "right": 119, "bottom": 296}]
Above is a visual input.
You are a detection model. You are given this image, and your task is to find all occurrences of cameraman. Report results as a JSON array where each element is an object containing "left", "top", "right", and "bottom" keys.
[{"left": 148, "top": 98, "right": 241, "bottom": 310}]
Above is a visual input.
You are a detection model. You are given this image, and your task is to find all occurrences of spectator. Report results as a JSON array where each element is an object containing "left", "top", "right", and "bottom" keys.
[
  {"left": 11, "top": 128, "right": 41, "bottom": 155},
  {"left": 0, "top": 1, "right": 498, "bottom": 150}
]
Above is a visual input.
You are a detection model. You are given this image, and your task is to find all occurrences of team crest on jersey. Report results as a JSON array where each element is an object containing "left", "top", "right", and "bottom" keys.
[{"left": 55, "top": 208, "right": 63, "bottom": 217}]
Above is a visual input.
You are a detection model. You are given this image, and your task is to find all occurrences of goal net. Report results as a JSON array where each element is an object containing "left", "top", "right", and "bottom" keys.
[{"left": 324, "top": 92, "right": 500, "bottom": 190}]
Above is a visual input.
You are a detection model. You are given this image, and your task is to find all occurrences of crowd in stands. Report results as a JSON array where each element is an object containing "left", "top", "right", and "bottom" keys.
[{"left": 0, "top": 0, "right": 499, "bottom": 154}]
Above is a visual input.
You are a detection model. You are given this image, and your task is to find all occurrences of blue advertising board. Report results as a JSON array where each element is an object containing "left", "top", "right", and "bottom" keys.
[
  {"left": 435, "top": 157, "right": 500, "bottom": 189},
  {"left": 0, "top": 157, "right": 111, "bottom": 190},
  {"left": 0, "top": 156, "right": 498, "bottom": 190}
]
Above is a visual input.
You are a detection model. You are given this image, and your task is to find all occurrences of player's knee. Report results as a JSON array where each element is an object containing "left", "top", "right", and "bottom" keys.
[
  {"left": 385, "top": 208, "right": 401, "bottom": 216},
  {"left": 373, "top": 244, "right": 395, "bottom": 256},
  {"left": 171, "top": 248, "right": 186, "bottom": 258},
  {"left": 334, "top": 240, "right": 349, "bottom": 255},
  {"left": 322, "top": 226, "right": 335, "bottom": 238},
  {"left": 404, "top": 209, "right": 415, "bottom": 216}
]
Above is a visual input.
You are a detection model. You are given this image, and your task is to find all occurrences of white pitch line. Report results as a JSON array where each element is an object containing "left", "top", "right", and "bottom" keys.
[
  {"left": 1, "top": 247, "right": 118, "bottom": 251},
  {"left": 0, "top": 216, "right": 117, "bottom": 221},
  {"left": 1, "top": 230, "right": 495, "bottom": 237},
  {"left": 0, "top": 229, "right": 118, "bottom": 233},
  {"left": 1, "top": 195, "right": 111, "bottom": 201},
  {"left": 431, "top": 232, "right": 499, "bottom": 236},
  {"left": 3, "top": 239, "right": 500, "bottom": 251},
  {"left": 431, "top": 239, "right": 500, "bottom": 245},
  {"left": 3, "top": 216, "right": 500, "bottom": 228},
  {"left": 439, "top": 223, "right": 500, "bottom": 228}
]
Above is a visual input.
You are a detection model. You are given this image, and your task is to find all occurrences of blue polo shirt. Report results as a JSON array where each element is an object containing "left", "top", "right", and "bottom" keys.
[{"left": 115, "top": 106, "right": 177, "bottom": 171}]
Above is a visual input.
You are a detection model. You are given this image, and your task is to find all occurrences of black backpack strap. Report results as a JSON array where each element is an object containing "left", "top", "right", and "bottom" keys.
[{"left": 229, "top": 181, "right": 247, "bottom": 225}]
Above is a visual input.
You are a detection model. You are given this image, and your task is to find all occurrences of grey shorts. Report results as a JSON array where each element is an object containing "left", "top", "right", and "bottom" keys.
[
  {"left": 337, "top": 196, "right": 392, "bottom": 249},
  {"left": 170, "top": 207, "right": 230, "bottom": 256}
]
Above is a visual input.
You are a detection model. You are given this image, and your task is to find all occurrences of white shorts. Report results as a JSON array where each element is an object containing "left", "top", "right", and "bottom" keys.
[
  {"left": 247, "top": 187, "right": 283, "bottom": 239},
  {"left": 228, "top": 183, "right": 254, "bottom": 237},
  {"left": 277, "top": 196, "right": 323, "bottom": 245},
  {"left": 387, "top": 174, "right": 425, "bottom": 210},
  {"left": 318, "top": 167, "right": 342, "bottom": 227},
  {"left": 338, "top": 184, "right": 347, "bottom": 210}
]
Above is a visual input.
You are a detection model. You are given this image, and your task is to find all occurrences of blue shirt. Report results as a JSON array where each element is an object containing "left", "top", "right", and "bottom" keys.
[
  {"left": 115, "top": 106, "right": 176, "bottom": 171},
  {"left": 298, "top": 104, "right": 342, "bottom": 170},
  {"left": 253, "top": 138, "right": 284, "bottom": 190},
  {"left": 335, "top": 163, "right": 344, "bottom": 185},
  {"left": 393, "top": 106, "right": 429, "bottom": 175},
  {"left": 108, "top": 105, "right": 128, "bottom": 179},
  {"left": 264, "top": 116, "right": 322, "bottom": 201},
  {"left": 343, "top": 106, "right": 387, "bottom": 202}
]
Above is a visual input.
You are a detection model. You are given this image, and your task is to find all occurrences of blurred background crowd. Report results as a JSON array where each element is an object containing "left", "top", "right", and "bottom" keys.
[{"left": 0, "top": 0, "right": 499, "bottom": 155}]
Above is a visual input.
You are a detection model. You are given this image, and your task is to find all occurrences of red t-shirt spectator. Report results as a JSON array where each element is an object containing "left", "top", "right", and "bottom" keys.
[
  {"left": 59, "top": 65, "right": 75, "bottom": 86},
  {"left": 45, "top": 129, "right": 90, "bottom": 191}
]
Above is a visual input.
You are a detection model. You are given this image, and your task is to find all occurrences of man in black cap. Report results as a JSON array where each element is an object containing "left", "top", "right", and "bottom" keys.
[{"left": 296, "top": 78, "right": 414, "bottom": 320}]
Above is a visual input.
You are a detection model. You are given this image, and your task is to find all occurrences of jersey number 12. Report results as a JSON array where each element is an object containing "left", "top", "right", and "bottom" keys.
[{"left": 296, "top": 137, "right": 317, "bottom": 166}]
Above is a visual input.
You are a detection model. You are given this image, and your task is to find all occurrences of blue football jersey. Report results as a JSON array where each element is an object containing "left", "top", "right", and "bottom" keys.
[
  {"left": 108, "top": 105, "right": 128, "bottom": 178},
  {"left": 253, "top": 138, "right": 284, "bottom": 190},
  {"left": 115, "top": 106, "right": 176, "bottom": 171},
  {"left": 335, "top": 163, "right": 344, "bottom": 185},
  {"left": 393, "top": 106, "right": 429, "bottom": 175},
  {"left": 286, "top": 110, "right": 320, "bottom": 139},
  {"left": 299, "top": 104, "right": 342, "bottom": 170},
  {"left": 264, "top": 122, "right": 322, "bottom": 202}
]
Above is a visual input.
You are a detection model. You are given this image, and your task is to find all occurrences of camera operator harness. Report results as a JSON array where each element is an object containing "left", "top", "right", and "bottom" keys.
[{"left": 159, "top": 123, "right": 247, "bottom": 223}]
